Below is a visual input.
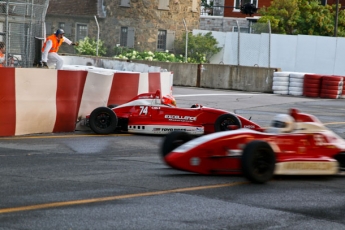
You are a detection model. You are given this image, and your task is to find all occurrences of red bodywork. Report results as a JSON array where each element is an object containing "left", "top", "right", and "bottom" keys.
[
  {"left": 86, "top": 90, "right": 262, "bottom": 135},
  {"left": 164, "top": 109, "right": 345, "bottom": 176}
]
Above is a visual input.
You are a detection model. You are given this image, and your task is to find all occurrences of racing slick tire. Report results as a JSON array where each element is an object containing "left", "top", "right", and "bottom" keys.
[
  {"left": 334, "top": 152, "right": 345, "bottom": 171},
  {"left": 89, "top": 107, "right": 118, "bottom": 134},
  {"left": 241, "top": 141, "right": 276, "bottom": 184},
  {"left": 214, "top": 114, "right": 242, "bottom": 132},
  {"left": 161, "top": 131, "right": 193, "bottom": 159}
]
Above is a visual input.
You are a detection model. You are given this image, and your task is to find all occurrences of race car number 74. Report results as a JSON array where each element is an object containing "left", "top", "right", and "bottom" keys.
[{"left": 139, "top": 106, "right": 148, "bottom": 115}]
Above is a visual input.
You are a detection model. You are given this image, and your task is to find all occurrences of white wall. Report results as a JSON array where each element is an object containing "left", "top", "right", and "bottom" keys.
[{"left": 193, "top": 29, "right": 345, "bottom": 75}]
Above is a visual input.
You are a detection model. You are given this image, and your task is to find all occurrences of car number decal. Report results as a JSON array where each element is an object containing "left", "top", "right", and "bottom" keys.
[{"left": 139, "top": 106, "right": 148, "bottom": 115}]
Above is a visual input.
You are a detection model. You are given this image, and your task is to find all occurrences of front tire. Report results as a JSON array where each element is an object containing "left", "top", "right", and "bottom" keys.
[
  {"left": 161, "top": 131, "right": 193, "bottom": 159},
  {"left": 89, "top": 107, "right": 118, "bottom": 134},
  {"left": 214, "top": 113, "right": 242, "bottom": 132},
  {"left": 241, "top": 141, "right": 275, "bottom": 184}
]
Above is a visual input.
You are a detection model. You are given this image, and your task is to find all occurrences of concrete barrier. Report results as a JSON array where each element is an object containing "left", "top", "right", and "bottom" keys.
[
  {"left": 60, "top": 55, "right": 279, "bottom": 93},
  {"left": 0, "top": 67, "right": 173, "bottom": 136}
]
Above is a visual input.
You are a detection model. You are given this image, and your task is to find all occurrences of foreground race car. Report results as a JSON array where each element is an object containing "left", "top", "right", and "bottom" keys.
[
  {"left": 86, "top": 90, "right": 262, "bottom": 135},
  {"left": 161, "top": 108, "right": 345, "bottom": 183}
]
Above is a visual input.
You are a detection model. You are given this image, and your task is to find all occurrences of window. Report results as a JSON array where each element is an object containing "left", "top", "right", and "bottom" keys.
[
  {"left": 234, "top": 0, "right": 257, "bottom": 11},
  {"left": 157, "top": 30, "right": 166, "bottom": 50},
  {"left": 120, "top": 27, "right": 135, "bottom": 48},
  {"left": 233, "top": 26, "right": 250, "bottom": 33},
  {"left": 59, "top": 22, "right": 65, "bottom": 30},
  {"left": 158, "top": 0, "right": 170, "bottom": 10},
  {"left": 120, "top": 0, "right": 130, "bottom": 7},
  {"left": 120, "top": 27, "right": 128, "bottom": 47},
  {"left": 58, "top": 22, "right": 71, "bottom": 36},
  {"left": 76, "top": 24, "right": 88, "bottom": 41},
  {"left": 157, "top": 30, "right": 175, "bottom": 51}
]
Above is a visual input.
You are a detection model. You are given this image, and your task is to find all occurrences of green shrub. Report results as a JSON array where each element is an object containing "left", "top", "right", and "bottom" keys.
[
  {"left": 113, "top": 32, "right": 221, "bottom": 63},
  {"left": 74, "top": 37, "right": 107, "bottom": 56}
]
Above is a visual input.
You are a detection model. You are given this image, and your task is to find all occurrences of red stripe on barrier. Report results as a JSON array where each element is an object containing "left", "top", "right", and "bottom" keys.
[
  {"left": 0, "top": 68, "right": 16, "bottom": 136},
  {"left": 108, "top": 72, "right": 140, "bottom": 105},
  {"left": 148, "top": 72, "right": 161, "bottom": 93},
  {"left": 53, "top": 70, "right": 88, "bottom": 132}
]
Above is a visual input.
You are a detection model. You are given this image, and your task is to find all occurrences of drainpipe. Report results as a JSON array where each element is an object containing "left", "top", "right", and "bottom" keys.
[
  {"left": 94, "top": 15, "right": 100, "bottom": 56},
  {"left": 183, "top": 18, "right": 188, "bottom": 63}
]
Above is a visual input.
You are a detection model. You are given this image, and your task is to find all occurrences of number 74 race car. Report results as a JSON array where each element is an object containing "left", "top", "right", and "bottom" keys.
[
  {"left": 161, "top": 108, "right": 345, "bottom": 184},
  {"left": 85, "top": 90, "right": 262, "bottom": 135}
]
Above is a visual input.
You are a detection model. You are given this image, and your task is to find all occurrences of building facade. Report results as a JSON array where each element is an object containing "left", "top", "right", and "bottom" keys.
[{"left": 46, "top": 0, "right": 201, "bottom": 56}]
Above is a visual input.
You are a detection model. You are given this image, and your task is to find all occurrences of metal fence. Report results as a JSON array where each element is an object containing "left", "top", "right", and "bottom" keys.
[{"left": 0, "top": 0, "right": 48, "bottom": 67}]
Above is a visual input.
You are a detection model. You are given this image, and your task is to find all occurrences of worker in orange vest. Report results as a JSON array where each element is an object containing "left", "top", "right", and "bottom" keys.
[
  {"left": 0, "top": 41, "right": 5, "bottom": 67},
  {"left": 41, "top": 29, "right": 77, "bottom": 70}
]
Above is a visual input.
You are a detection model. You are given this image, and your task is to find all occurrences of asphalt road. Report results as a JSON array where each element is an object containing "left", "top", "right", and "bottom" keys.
[{"left": 0, "top": 87, "right": 345, "bottom": 230}]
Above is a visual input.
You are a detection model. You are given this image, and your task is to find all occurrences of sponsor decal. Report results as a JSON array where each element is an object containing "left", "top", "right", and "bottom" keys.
[
  {"left": 161, "top": 128, "right": 187, "bottom": 131},
  {"left": 268, "top": 138, "right": 294, "bottom": 146},
  {"left": 283, "top": 162, "right": 333, "bottom": 171},
  {"left": 151, "top": 106, "right": 160, "bottom": 110},
  {"left": 165, "top": 115, "right": 197, "bottom": 122},
  {"left": 153, "top": 128, "right": 161, "bottom": 131}
]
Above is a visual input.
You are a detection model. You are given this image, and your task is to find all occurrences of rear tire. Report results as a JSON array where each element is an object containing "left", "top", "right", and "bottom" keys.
[
  {"left": 161, "top": 131, "right": 193, "bottom": 159},
  {"left": 241, "top": 141, "right": 275, "bottom": 184},
  {"left": 334, "top": 152, "right": 345, "bottom": 171},
  {"left": 214, "top": 114, "right": 242, "bottom": 132},
  {"left": 89, "top": 107, "right": 118, "bottom": 134}
]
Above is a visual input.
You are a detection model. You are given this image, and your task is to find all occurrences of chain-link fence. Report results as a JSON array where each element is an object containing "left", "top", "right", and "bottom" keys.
[
  {"left": 0, "top": 0, "right": 48, "bottom": 67},
  {"left": 233, "top": 20, "right": 271, "bottom": 68}
]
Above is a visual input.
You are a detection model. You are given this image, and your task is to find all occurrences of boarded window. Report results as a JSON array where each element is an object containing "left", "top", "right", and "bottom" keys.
[
  {"left": 120, "top": 0, "right": 131, "bottom": 7},
  {"left": 127, "top": 27, "right": 135, "bottom": 48},
  {"left": 158, "top": 0, "right": 169, "bottom": 10},
  {"left": 191, "top": 0, "right": 198, "bottom": 12},
  {"left": 166, "top": 30, "right": 175, "bottom": 51}
]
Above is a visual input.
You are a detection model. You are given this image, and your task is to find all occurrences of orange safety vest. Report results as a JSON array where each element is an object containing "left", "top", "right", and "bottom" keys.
[
  {"left": 41, "top": 34, "right": 64, "bottom": 53},
  {"left": 0, "top": 51, "right": 4, "bottom": 67}
]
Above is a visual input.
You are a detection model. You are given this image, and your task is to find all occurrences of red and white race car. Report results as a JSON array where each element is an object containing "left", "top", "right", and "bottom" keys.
[
  {"left": 86, "top": 90, "right": 262, "bottom": 135},
  {"left": 161, "top": 108, "right": 345, "bottom": 183}
]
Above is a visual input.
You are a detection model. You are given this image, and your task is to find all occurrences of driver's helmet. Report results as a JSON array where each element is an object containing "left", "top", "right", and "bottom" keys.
[
  {"left": 161, "top": 94, "right": 177, "bottom": 107},
  {"left": 270, "top": 114, "right": 295, "bottom": 133}
]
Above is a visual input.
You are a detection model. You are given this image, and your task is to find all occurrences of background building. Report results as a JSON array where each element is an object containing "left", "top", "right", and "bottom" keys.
[{"left": 46, "top": 0, "right": 201, "bottom": 56}]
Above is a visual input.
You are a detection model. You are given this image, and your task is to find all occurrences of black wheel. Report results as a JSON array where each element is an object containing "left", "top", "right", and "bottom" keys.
[
  {"left": 214, "top": 113, "right": 242, "bottom": 132},
  {"left": 89, "top": 107, "right": 118, "bottom": 134},
  {"left": 241, "top": 141, "right": 275, "bottom": 184},
  {"left": 107, "top": 104, "right": 118, "bottom": 108},
  {"left": 161, "top": 131, "right": 193, "bottom": 159},
  {"left": 334, "top": 152, "right": 345, "bottom": 171}
]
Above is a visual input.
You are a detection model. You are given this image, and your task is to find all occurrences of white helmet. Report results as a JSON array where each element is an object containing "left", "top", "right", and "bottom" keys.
[{"left": 270, "top": 114, "right": 295, "bottom": 133}]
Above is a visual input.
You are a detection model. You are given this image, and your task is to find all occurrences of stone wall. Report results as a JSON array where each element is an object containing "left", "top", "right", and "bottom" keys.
[{"left": 199, "top": 16, "right": 250, "bottom": 32}]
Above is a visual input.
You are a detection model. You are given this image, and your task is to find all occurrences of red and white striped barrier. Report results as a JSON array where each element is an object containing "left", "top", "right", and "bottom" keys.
[{"left": 0, "top": 68, "right": 173, "bottom": 136}]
